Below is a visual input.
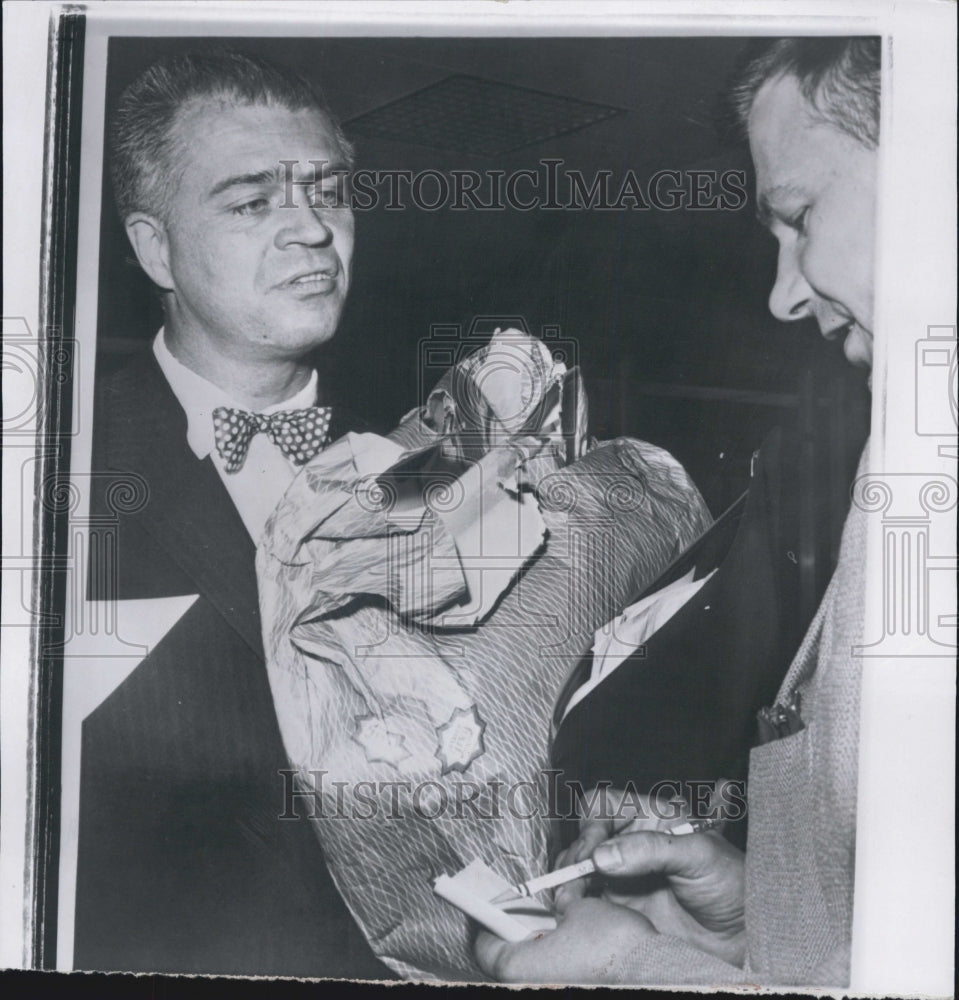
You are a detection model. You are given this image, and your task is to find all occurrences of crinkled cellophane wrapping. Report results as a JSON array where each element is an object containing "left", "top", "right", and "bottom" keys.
[{"left": 256, "top": 336, "right": 711, "bottom": 981}]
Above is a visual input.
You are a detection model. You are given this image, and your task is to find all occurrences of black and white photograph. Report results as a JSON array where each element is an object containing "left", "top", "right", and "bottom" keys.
[{"left": 1, "top": 1, "right": 955, "bottom": 994}]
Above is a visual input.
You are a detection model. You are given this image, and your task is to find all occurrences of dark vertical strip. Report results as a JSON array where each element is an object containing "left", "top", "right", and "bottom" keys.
[{"left": 34, "top": 8, "right": 86, "bottom": 970}]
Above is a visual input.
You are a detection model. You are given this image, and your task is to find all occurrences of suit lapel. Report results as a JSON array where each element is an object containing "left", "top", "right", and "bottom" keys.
[{"left": 102, "top": 352, "right": 264, "bottom": 658}]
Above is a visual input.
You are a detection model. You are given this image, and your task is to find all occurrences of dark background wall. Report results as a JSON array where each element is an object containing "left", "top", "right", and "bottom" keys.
[{"left": 95, "top": 35, "right": 871, "bottom": 599}]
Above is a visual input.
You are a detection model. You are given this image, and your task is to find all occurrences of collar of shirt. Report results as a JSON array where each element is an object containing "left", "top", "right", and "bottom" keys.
[{"left": 152, "top": 329, "right": 319, "bottom": 461}]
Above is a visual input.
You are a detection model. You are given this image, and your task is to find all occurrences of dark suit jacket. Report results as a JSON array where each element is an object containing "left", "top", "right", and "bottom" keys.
[
  {"left": 550, "top": 428, "right": 815, "bottom": 845},
  {"left": 75, "top": 350, "right": 391, "bottom": 978}
]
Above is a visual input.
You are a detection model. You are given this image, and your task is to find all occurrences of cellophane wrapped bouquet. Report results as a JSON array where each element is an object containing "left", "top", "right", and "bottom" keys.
[{"left": 257, "top": 329, "right": 710, "bottom": 979}]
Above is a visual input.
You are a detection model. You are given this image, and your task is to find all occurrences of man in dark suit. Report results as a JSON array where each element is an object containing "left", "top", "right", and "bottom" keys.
[{"left": 75, "top": 50, "right": 390, "bottom": 978}]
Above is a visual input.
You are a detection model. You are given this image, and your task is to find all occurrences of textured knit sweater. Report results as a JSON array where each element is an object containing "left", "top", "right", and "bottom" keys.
[{"left": 612, "top": 444, "right": 869, "bottom": 988}]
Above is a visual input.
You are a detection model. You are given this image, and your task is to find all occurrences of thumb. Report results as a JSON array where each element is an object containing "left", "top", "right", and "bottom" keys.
[{"left": 592, "top": 830, "right": 716, "bottom": 880}]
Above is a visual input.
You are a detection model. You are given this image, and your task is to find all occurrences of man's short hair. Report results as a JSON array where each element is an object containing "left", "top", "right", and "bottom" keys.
[
  {"left": 110, "top": 48, "right": 355, "bottom": 223},
  {"left": 729, "top": 37, "right": 881, "bottom": 148}
]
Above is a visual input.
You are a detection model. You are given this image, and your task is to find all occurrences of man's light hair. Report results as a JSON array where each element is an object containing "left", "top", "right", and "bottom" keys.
[
  {"left": 729, "top": 37, "right": 881, "bottom": 149},
  {"left": 109, "top": 48, "right": 355, "bottom": 223}
]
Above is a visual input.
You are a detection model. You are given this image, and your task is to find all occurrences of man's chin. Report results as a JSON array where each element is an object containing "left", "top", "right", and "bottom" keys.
[
  {"left": 290, "top": 326, "right": 339, "bottom": 353},
  {"left": 842, "top": 325, "right": 874, "bottom": 370},
  {"left": 280, "top": 301, "right": 345, "bottom": 352}
]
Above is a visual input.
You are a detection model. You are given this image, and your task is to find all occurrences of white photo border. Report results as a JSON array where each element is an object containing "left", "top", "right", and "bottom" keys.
[{"left": 2, "top": 2, "right": 955, "bottom": 993}]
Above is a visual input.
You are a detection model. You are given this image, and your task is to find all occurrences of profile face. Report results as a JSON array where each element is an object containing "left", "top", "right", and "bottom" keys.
[
  {"left": 157, "top": 99, "right": 355, "bottom": 364},
  {"left": 748, "top": 74, "right": 878, "bottom": 369}
]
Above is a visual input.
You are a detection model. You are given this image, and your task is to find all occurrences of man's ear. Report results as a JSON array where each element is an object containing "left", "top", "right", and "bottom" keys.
[{"left": 124, "top": 213, "right": 174, "bottom": 291}]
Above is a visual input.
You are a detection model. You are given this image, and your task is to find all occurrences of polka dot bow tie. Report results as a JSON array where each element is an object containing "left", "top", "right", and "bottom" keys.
[{"left": 212, "top": 405, "right": 332, "bottom": 473}]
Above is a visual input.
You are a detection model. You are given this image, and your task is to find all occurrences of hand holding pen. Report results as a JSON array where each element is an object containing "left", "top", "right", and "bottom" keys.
[
  {"left": 493, "top": 817, "right": 724, "bottom": 904},
  {"left": 474, "top": 813, "right": 747, "bottom": 978}
]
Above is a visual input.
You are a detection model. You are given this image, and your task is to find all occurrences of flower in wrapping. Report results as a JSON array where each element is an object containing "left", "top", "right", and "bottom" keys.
[{"left": 256, "top": 328, "right": 712, "bottom": 980}]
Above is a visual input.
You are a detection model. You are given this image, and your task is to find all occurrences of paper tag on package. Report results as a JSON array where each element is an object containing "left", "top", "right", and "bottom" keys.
[{"left": 434, "top": 859, "right": 556, "bottom": 942}]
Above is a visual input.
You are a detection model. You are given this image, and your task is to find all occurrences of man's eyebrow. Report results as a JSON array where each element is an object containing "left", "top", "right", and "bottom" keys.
[
  {"left": 755, "top": 182, "right": 804, "bottom": 227},
  {"left": 207, "top": 160, "right": 352, "bottom": 199},
  {"left": 755, "top": 198, "right": 772, "bottom": 227},
  {"left": 208, "top": 167, "right": 283, "bottom": 199}
]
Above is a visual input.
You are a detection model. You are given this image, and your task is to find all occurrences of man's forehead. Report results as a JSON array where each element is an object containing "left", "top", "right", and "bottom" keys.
[
  {"left": 172, "top": 98, "right": 345, "bottom": 180},
  {"left": 748, "top": 75, "right": 814, "bottom": 176},
  {"left": 748, "top": 73, "right": 848, "bottom": 215}
]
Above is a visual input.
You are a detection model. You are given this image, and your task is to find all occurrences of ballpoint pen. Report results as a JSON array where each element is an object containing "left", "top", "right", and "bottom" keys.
[{"left": 491, "top": 816, "right": 724, "bottom": 904}]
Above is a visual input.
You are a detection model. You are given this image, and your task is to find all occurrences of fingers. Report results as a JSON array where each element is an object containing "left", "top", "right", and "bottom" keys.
[
  {"left": 571, "top": 819, "right": 613, "bottom": 863},
  {"left": 553, "top": 842, "right": 578, "bottom": 870},
  {"left": 475, "top": 921, "right": 564, "bottom": 982},
  {"left": 553, "top": 835, "right": 599, "bottom": 913},
  {"left": 475, "top": 899, "right": 657, "bottom": 984},
  {"left": 592, "top": 829, "right": 723, "bottom": 881},
  {"left": 550, "top": 828, "right": 610, "bottom": 914},
  {"left": 474, "top": 929, "right": 510, "bottom": 979},
  {"left": 553, "top": 873, "right": 588, "bottom": 914}
]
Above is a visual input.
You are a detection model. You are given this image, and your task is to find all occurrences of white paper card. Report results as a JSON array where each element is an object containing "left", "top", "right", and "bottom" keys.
[{"left": 434, "top": 859, "right": 557, "bottom": 942}]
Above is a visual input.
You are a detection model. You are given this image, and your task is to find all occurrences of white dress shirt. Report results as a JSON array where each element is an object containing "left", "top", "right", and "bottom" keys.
[
  {"left": 153, "top": 330, "right": 319, "bottom": 542},
  {"left": 561, "top": 568, "right": 716, "bottom": 721}
]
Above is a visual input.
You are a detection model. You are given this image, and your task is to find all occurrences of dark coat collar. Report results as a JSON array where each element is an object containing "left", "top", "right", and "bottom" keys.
[{"left": 98, "top": 350, "right": 263, "bottom": 657}]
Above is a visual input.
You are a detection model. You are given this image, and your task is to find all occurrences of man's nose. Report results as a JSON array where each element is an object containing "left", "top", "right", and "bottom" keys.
[
  {"left": 275, "top": 193, "right": 335, "bottom": 248},
  {"left": 768, "top": 243, "right": 814, "bottom": 322}
]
